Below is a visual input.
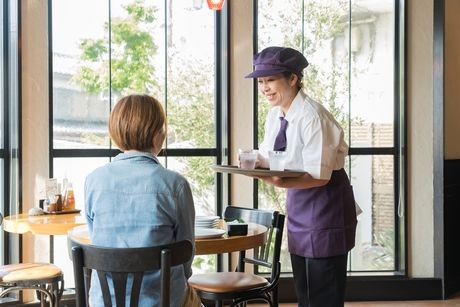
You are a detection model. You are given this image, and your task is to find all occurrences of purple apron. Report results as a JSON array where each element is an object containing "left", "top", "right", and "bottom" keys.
[{"left": 287, "top": 169, "right": 357, "bottom": 258}]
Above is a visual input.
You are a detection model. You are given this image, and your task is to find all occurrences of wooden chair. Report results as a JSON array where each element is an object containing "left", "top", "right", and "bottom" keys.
[
  {"left": 188, "top": 206, "right": 285, "bottom": 307},
  {"left": 0, "top": 213, "right": 64, "bottom": 307},
  {"left": 70, "top": 238, "right": 193, "bottom": 307}
]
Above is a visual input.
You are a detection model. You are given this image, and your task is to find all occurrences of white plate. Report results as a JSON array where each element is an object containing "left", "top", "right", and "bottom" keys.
[
  {"left": 195, "top": 228, "right": 226, "bottom": 239},
  {"left": 195, "top": 215, "right": 220, "bottom": 222}
]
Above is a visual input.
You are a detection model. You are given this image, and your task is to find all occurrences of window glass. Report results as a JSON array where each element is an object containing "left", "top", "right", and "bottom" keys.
[
  {"left": 350, "top": 1, "right": 395, "bottom": 147},
  {"left": 164, "top": 2, "right": 216, "bottom": 149},
  {"left": 257, "top": 0, "right": 399, "bottom": 273},
  {"left": 347, "top": 155, "right": 395, "bottom": 271},
  {"left": 52, "top": 0, "right": 110, "bottom": 149},
  {"left": 53, "top": 157, "right": 110, "bottom": 287},
  {"left": 165, "top": 156, "right": 216, "bottom": 216},
  {"left": 53, "top": 158, "right": 110, "bottom": 211}
]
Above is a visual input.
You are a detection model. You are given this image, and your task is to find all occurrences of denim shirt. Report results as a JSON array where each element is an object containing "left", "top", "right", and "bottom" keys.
[{"left": 84, "top": 151, "right": 195, "bottom": 307}]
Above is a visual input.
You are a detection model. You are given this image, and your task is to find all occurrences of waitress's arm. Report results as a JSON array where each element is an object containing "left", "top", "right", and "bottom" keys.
[{"left": 255, "top": 173, "right": 329, "bottom": 189}]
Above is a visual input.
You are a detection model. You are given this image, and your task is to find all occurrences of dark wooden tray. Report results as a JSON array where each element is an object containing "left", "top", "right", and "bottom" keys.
[{"left": 44, "top": 209, "right": 81, "bottom": 215}]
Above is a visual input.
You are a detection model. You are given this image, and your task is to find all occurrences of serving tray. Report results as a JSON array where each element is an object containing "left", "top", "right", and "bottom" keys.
[
  {"left": 211, "top": 165, "right": 306, "bottom": 178},
  {"left": 44, "top": 209, "right": 81, "bottom": 215}
]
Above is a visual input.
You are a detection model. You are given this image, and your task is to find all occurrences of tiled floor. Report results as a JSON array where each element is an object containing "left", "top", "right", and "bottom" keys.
[{"left": 250, "top": 292, "right": 460, "bottom": 306}]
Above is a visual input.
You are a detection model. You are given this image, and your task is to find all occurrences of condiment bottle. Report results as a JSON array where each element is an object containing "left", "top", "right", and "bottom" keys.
[
  {"left": 64, "top": 182, "right": 75, "bottom": 210},
  {"left": 55, "top": 194, "right": 63, "bottom": 211}
]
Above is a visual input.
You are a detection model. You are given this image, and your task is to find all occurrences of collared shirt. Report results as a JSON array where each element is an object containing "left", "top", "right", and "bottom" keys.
[
  {"left": 259, "top": 89, "right": 348, "bottom": 180},
  {"left": 85, "top": 151, "right": 195, "bottom": 307}
]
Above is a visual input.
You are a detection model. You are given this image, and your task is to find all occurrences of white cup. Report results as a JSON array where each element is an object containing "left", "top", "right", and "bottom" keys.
[
  {"left": 238, "top": 149, "right": 258, "bottom": 170},
  {"left": 268, "top": 150, "right": 287, "bottom": 171}
]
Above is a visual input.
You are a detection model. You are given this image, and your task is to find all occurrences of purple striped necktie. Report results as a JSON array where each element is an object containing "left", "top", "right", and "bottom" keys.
[{"left": 273, "top": 117, "right": 288, "bottom": 151}]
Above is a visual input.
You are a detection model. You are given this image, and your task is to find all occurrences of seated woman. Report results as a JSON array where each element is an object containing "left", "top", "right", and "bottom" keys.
[{"left": 84, "top": 94, "right": 201, "bottom": 307}]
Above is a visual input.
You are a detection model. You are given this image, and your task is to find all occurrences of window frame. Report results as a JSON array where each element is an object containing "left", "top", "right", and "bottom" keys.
[{"left": 1, "top": 0, "right": 21, "bottom": 267}]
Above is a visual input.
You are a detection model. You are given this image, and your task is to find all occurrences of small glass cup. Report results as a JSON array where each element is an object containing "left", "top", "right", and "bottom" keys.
[
  {"left": 268, "top": 150, "right": 287, "bottom": 171},
  {"left": 238, "top": 149, "right": 258, "bottom": 170}
]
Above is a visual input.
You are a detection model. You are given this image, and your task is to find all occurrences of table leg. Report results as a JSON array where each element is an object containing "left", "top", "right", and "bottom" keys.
[{"left": 50, "top": 235, "right": 54, "bottom": 263}]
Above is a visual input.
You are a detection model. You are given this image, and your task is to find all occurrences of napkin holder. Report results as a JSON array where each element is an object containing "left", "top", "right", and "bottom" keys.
[{"left": 226, "top": 220, "right": 248, "bottom": 236}]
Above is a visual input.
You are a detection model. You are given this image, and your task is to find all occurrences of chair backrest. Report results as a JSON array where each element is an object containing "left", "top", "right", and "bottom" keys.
[
  {"left": 70, "top": 239, "right": 193, "bottom": 307},
  {"left": 224, "top": 206, "right": 285, "bottom": 283}
]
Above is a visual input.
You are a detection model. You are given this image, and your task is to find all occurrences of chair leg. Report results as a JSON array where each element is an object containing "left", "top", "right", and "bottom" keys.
[
  {"left": 272, "top": 287, "right": 279, "bottom": 307},
  {"left": 40, "top": 290, "right": 47, "bottom": 307},
  {"left": 0, "top": 287, "right": 55, "bottom": 307},
  {"left": 48, "top": 280, "right": 63, "bottom": 307}
]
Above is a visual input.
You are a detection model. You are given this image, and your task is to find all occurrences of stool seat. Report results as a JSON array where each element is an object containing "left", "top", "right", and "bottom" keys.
[
  {"left": 189, "top": 272, "right": 269, "bottom": 293},
  {"left": 0, "top": 263, "right": 62, "bottom": 283},
  {"left": 0, "top": 263, "right": 64, "bottom": 306}
]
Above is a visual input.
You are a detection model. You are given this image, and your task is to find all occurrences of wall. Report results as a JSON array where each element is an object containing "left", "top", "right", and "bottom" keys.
[
  {"left": 229, "top": 0, "right": 255, "bottom": 206},
  {"left": 21, "top": 0, "right": 50, "bottom": 301},
  {"left": 21, "top": 0, "right": 50, "bottom": 261},
  {"left": 407, "top": 0, "right": 434, "bottom": 277}
]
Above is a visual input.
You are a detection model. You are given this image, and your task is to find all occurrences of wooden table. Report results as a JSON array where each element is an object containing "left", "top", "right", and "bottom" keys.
[
  {"left": 2, "top": 212, "right": 87, "bottom": 262},
  {"left": 67, "top": 223, "right": 267, "bottom": 255},
  {"left": 195, "top": 223, "right": 267, "bottom": 255},
  {"left": 3, "top": 213, "right": 267, "bottom": 257},
  {"left": 2, "top": 213, "right": 86, "bottom": 235}
]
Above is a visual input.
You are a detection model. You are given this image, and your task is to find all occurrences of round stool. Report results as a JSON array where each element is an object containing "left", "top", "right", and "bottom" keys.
[{"left": 0, "top": 263, "right": 64, "bottom": 307}]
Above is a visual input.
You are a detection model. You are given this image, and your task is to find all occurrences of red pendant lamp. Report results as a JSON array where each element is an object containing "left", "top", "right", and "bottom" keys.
[{"left": 207, "top": 0, "right": 225, "bottom": 10}]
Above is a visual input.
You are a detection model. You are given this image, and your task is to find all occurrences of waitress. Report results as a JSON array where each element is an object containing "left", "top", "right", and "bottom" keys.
[{"left": 245, "top": 46, "right": 357, "bottom": 307}]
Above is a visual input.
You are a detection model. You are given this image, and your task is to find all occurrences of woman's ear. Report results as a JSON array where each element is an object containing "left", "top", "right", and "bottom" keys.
[{"left": 289, "top": 74, "right": 298, "bottom": 87}]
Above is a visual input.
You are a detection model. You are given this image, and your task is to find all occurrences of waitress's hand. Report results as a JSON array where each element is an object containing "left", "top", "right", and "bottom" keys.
[
  {"left": 256, "top": 173, "right": 329, "bottom": 189},
  {"left": 253, "top": 175, "right": 284, "bottom": 187}
]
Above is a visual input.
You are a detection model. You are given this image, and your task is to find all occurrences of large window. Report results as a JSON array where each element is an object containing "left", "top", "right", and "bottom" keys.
[
  {"left": 50, "top": 0, "right": 226, "bottom": 286},
  {"left": 256, "top": 0, "right": 405, "bottom": 274}
]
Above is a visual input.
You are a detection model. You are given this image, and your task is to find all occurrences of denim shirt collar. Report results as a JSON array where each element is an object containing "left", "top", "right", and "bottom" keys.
[{"left": 113, "top": 151, "right": 161, "bottom": 165}]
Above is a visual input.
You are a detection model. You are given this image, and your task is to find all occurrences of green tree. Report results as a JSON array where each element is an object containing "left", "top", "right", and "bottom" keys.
[{"left": 74, "top": 0, "right": 159, "bottom": 96}]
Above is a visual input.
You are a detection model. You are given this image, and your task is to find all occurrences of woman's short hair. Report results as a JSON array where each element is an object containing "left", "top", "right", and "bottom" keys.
[
  {"left": 282, "top": 71, "right": 303, "bottom": 89},
  {"left": 109, "top": 94, "right": 166, "bottom": 151}
]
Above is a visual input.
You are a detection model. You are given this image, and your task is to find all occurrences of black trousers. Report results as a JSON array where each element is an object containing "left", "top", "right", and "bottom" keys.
[{"left": 290, "top": 253, "right": 348, "bottom": 307}]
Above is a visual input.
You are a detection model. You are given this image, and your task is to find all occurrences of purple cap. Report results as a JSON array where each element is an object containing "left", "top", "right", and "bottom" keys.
[{"left": 245, "top": 46, "right": 309, "bottom": 78}]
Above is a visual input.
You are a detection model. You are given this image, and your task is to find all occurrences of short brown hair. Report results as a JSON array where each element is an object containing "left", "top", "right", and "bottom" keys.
[{"left": 109, "top": 94, "right": 166, "bottom": 151}]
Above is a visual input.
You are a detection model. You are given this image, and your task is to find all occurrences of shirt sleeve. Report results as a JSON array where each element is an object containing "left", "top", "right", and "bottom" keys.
[
  {"left": 84, "top": 176, "right": 94, "bottom": 233},
  {"left": 301, "top": 117, "right": 343, "bottom": 180},
  {"left": 174, "top": 179, "right": 195, "bottom": 279}
]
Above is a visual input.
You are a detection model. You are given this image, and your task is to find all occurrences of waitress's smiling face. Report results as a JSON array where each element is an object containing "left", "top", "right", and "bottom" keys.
[{"left": 257, "top": 73, "right": 299, "bottom": 111}]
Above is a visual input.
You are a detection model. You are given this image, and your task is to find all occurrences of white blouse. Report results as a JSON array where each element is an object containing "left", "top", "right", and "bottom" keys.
[{"left": 259, "top": 90, "right": 348, "bottom": 180}]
